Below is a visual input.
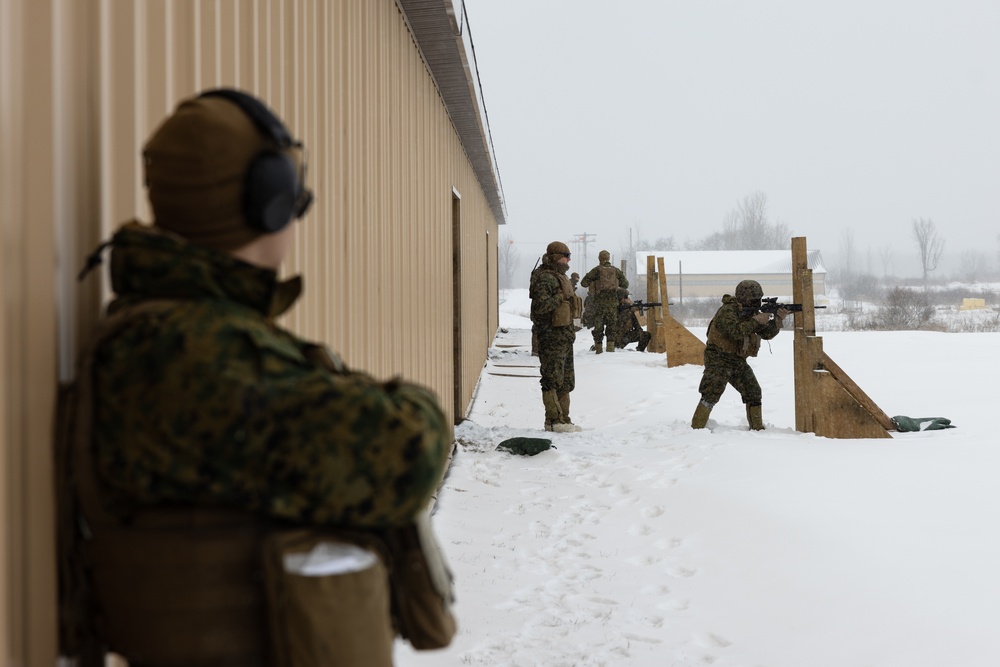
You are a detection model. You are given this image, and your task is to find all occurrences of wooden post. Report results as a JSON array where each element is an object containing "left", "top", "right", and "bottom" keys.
[
  {"left": 645, "top": 255, "right": 663, "bottom": 352},
  {"left": 791, "top": 237, "right": 893, "bottom": 438}
]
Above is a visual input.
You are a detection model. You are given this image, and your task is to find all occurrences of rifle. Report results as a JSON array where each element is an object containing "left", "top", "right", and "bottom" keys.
[
  {"left": 619, "top": 299, "right": 662, "bottom": 315},
  {"left": 742, "top": 296, "right": 827, "bottom": 317}
]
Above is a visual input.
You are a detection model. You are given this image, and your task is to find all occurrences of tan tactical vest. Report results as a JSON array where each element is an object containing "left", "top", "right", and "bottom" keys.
[
  {"left": 706, "top": 318, "right": 761, "bottom": 358},
  {"left": 550, "top": 272, "right": 581, "bottom": 327}
]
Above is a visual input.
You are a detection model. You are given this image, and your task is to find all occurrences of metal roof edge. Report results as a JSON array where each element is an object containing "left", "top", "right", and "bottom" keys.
[{"left": 396, "top": 0, "right": 507, "bottom": 225}]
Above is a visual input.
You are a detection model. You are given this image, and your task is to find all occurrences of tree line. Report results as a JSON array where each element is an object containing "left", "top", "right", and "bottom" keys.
[{"left": 499, "top": 190, "right": 999, "bottom": 290}]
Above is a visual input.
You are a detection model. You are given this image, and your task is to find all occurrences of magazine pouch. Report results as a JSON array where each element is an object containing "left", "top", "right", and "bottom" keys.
[{"left": 263, "top": 529, "right": 395, "bottom": 667}]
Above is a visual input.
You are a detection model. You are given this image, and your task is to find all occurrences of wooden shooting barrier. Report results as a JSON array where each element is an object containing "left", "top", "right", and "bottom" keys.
[
  {"left": 791, "top": 237, "right": 894, "bottom": 438},
  {"left": 643, "top": 256, "right": 705, "bottom": 366}
]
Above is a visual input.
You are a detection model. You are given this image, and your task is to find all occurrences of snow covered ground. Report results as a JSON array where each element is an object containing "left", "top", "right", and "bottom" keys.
[{"left": 395, "top": 289, "right": 999, "bottom": 667}]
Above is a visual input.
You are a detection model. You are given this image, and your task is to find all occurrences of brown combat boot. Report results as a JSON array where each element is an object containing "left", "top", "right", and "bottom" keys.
[
  {"left": 542, "top": 389, "right": 583, "bottom": 433},
  {"left": 606, "top": 340, "right": 615, "bottom": 353},
  {"left": 542, "top": 389, "right": 563, "bottom": 431},
  {"left": 691, "top": 400, "right": 713, "bottom": 429},
  {"left": 557, "top": 393, "right": 583, "bottom": 432},
  {"left": 747, "top": 404, "right": 765, "bottom": 430},
  {"left": 594, "top": 338, "right": 603, "bottom": 354}
]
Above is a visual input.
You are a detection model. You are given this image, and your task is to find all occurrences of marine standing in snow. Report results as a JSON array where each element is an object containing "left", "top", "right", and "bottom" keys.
[
  {"left": 529, "top": 241, "right": 583, "bottom": 432},
  {"left": 580, "top": 250, "right": 628, "bottom": 353},
  {"left": 691, "top": 279, "right": 789, "bottom": 430}
]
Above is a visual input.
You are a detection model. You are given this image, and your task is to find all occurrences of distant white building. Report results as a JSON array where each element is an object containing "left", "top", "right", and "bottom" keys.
[{"left": 634, "top": 250, "right": 827, "bottom": 300}]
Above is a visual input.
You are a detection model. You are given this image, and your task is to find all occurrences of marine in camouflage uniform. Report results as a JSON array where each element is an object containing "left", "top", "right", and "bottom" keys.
[
  {"left": 614, "top": 289, "right": 652, "bottom": 352},
  {"left": 691, "top": 280, "right": 789, "bottom": 430},
  {"left": 529, "top": 241, "right": 582, "bottom": 433},
  {"left": 93, "top": 222, "right": 452, "bottom": 526},
  {"left": 79, "top": 91, "right": 453, "bottom": 664},
  {"left": 579, "top": 250, "right": 628, "bottom": 353},
  {"left": 580, "top": 283, "right": 597, "bottom": 328},
  {"left": 529, "top": 261, "right": 543, "bottom": 356}
]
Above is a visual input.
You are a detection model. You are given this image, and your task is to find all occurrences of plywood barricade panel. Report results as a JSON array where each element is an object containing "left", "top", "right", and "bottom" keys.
[
  {"left": 654, "top": 256, "right": 705, "bottom": 367},
  {"left": 791, "top": 237, "right": 893, "bottom": 438}
]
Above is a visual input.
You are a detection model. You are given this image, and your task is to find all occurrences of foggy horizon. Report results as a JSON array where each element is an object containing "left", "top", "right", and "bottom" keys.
[{"left": 465, "top": 0, "right": 1000, "bottom": 287}]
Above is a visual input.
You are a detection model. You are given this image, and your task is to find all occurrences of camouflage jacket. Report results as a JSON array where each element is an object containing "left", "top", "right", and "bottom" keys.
[
  {"left": 529, "top": 259, "right": 576, "bottom": 329},
  {"left": 705, "top": 294, "right": 781, "bottom": 358},
  {"left": 580, "top": 262, "right": 628, "bottom": 301},
  {"left": 615, "top": 304, "right": 642, "bottom": 341},
  {"left": 91, "top": 222, "right": 452, "bottom": 528}
]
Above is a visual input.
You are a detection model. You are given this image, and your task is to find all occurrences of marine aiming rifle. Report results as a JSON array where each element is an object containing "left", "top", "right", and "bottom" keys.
[
  {"left": 742, "top": 296, "right": 827, "bottom": 317},
  {"left": 619, "top": 299, "right": 662, "bottom": 315}
]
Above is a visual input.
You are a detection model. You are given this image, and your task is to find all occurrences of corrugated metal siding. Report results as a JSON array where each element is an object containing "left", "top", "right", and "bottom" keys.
[{"left": 0, "top": 0, "right": 500, "bottom": 661}]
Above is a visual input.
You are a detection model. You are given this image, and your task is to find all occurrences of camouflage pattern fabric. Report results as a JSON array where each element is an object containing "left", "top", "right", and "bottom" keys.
[
  {"left": 589, "top": 297, "right": 620, "bottom": 345},
  {"left": 536, "top": 327, "right": 575, "bottom": 393},
  {"left": 580, "top": 261, "right": 628, "bottom": 344},
  {"left": 697, "top": 294, "right": 783, "bottom": 406},
  {"left": 615, "top": 307, "right": 651, "bottom": 350},
  {"left": 698, "top": 346, "right": 764, "bottom": 405},
  {"left": 529, "top": 259, "right": 576, "bottom": 394},
  {"left": 92, "top": 223, "right": 452, "bottom": 528},
  {"left": 580, "top": 294, "right": 595, "bottom": 328}
]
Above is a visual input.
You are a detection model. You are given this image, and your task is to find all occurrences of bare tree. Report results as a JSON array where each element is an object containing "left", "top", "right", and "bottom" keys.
[
  {"left": 958, "top": 250, "right": 990, "bottom": 284},
  {"left": 878, "top": 245, "right": 894, "bottom": 278},
  {"left": 839, "top": 229, "right": 857, "bottom": 280},
  {"left": 498, "top": 234, "right": 521, "bottom": 290},
  {"left": 911, "top": 218, "right": 945, "bottom": 285},
  {"left": 635, "top": 236, "right": 677, "bottom": 251},
  {"left": 690, "top": 191, "right": 791, "bottom": 250}
]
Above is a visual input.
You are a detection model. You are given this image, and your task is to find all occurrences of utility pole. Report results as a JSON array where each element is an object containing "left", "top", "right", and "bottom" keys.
[{"left": 574, "top": 232, "right": 597, "bottom": 269}]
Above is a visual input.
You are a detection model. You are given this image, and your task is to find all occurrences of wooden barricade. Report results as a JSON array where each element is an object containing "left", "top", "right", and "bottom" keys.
[
  {"left": 644, "top": 256, "right": 664, "bottom": 352},
  {"left": 656, "top": 257, "right": 705, "bottom": 367},
  {"left": 791, "top": 237, "right": 894, "bottom": 438},
  {"left": 640, "top": 256, "right": 705, "bottom": 365}
]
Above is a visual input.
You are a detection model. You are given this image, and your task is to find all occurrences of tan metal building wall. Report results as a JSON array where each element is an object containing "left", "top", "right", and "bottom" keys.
[{"left": 1, "top": 0, "right": 503, "bottom": 662}]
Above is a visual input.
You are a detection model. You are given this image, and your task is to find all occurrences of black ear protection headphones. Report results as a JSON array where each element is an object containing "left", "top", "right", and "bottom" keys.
[{"left": 198, "top": 88, "right": 314, "bottom": 233}]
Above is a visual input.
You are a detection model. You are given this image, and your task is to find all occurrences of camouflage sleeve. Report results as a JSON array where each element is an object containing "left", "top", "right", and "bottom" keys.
[
  {"left": 711, "top": 304, "right": 766, "bottom": 342},
  {"left": 238, "top": 348, "right": 453, "bottom": 528},
  {"left": 618, "top": 269, "right": 629, "bottom": 290},
  {"left": 529, "top": 272, "right": 563, "bottom": 316},
  {"left": 93, "top": 310, "right": 453, "bottom": 529},
  {"left": 579, "top": 266, "right": 597, "bottom": 288},
  {"left": 758, "top": 318, "right": 782, "bottom": 341}
]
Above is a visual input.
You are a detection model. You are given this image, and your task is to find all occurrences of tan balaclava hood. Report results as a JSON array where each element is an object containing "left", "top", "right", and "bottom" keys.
[{"left": 143, "top": 95, "right": 297, "bottom": 251}]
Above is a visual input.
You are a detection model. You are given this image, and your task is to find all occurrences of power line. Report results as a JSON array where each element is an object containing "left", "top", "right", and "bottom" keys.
[{"left": 574, "top": 233, "right": 597, "bottom": 269}]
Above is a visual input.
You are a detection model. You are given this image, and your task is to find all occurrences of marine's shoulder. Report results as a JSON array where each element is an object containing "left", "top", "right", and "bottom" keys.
[{"left": 113, "top": 298, "right": 306, "bottom": 362}]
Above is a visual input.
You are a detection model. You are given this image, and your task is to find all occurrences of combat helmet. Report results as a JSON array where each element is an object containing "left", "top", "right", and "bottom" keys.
[
  {"left": 598, "top": 250, "right": 611, "bottom": 262},
  {"left": 734, "top": 280, "right": 763, "bottom": 308}
]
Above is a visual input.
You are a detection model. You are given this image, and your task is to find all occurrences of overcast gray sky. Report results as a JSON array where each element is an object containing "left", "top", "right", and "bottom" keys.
[{"left": 465, "top": 0, "right": 1000, "bottom": 278}]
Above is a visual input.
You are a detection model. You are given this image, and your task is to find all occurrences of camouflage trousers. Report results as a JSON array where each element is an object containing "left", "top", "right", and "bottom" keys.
[
  {"left": 581, "top": 296, "right": 595, "bottom": 328},
  {"left": 697, "top": 345, "right": 762, "bottom": 406},
  {"left": 537, "top": 326, "right": 576, "bottom": 394},
  {"left": 617, "top": 324, "right": 651, "bottom": 351},
  {"left": 590, "top": 298, "right": 619, "bottom": 345}
]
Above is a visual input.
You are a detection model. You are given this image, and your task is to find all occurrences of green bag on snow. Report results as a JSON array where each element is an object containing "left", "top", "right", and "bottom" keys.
[{"left": 891, "top": 415, "right": 956, "bottom": 432}]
